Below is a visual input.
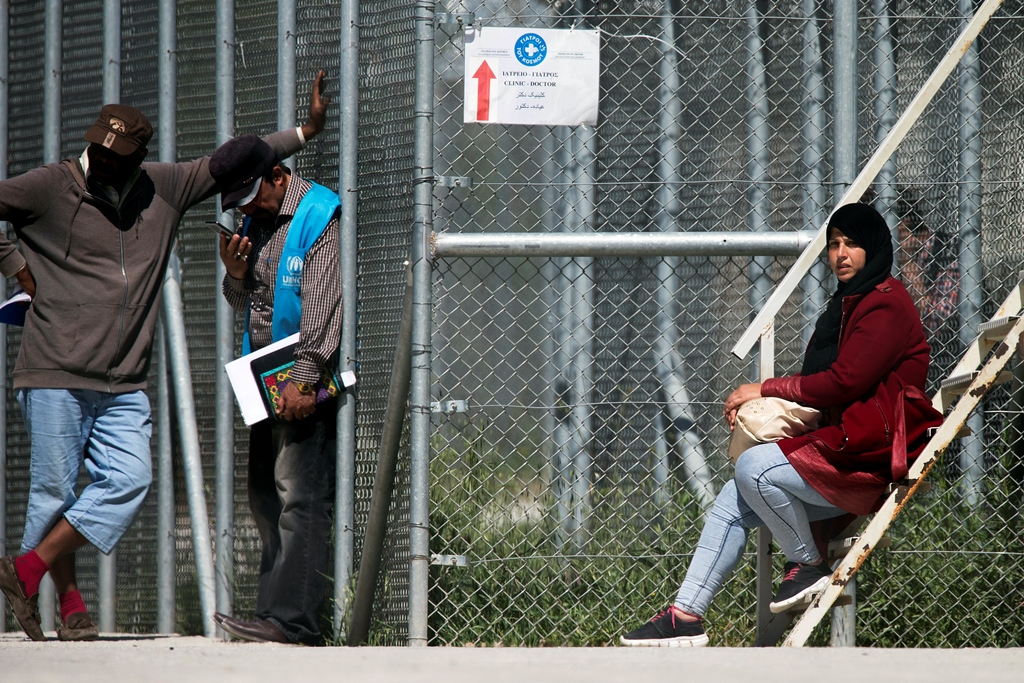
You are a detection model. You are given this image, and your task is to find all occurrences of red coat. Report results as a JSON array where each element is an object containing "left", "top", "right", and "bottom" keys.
[{"left": 761, "top": 276, "right": 943, "bottom": 514}]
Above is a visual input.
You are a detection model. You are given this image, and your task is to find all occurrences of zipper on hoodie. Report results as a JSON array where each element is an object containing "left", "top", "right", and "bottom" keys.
[
  {"left": 110, "top": 210, "right": 131, "bottom": 392},
  {"left": 86, "top": 182, "right": 142, "bottom": 391}
]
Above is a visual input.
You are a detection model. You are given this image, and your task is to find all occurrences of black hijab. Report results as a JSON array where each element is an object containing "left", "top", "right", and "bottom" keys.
[{"left": 801, "top": 203, "right": 894, "bottom": 376}]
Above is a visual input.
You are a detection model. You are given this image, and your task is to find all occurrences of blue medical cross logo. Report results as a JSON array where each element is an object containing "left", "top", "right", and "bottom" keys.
[{"left": 514, "top": 33, "right": 547, "bottom": 67}]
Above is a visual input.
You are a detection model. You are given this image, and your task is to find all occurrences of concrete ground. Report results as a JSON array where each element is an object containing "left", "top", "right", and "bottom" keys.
[{"left": 0, "top": 632, "right": 1020, "bottom": 683}]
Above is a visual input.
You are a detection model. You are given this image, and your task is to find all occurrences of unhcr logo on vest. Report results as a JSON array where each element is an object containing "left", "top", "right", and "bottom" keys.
[{"left": 282, "top": 254, "right": 304, "bottom": 287}]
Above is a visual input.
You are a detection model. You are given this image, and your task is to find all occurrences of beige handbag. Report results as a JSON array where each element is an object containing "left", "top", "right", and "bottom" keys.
[{"left": 728, "top": 397, "right": 821, "bottom": 463}]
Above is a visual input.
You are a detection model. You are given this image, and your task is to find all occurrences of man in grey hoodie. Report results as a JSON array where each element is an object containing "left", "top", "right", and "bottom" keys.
[{"left": 0, "top": 72, "right": 329, "bottom": 642}]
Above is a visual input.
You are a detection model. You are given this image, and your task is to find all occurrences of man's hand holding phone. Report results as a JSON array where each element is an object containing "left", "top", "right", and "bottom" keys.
[{"left": 205, "top": 220, "right": 236, "bottom": 238}]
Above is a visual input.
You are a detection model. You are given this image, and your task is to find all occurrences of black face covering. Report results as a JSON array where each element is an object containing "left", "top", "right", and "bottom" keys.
[{"left": 800, "top": 203, "right": 894, "bottom": 376}]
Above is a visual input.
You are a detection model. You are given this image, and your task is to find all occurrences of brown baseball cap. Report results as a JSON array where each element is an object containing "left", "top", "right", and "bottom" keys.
[{"left": 84, "top": 104, "right": 153, "bottom": 156}]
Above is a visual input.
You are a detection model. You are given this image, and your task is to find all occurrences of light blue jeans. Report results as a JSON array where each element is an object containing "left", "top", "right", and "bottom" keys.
[
  {"left": 18, "top": 388, "right": 153, "bottom": 555},
  {"left": 674, "top": 442, "right": 843, "bottom": 616}
]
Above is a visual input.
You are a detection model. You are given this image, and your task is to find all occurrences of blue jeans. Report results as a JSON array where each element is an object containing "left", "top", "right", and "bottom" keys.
[
  {"left": 248, "top": 400, "right": 336, "bottom": 645},
  {"left": 17, "top": 388, "right": 153, "bottom": 555},
  {"left": 674, "top": 442, "right": 843, "bottom": 616}
]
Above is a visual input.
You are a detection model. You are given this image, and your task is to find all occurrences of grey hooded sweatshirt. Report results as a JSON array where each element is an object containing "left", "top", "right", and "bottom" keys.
[{"left": 0, "top": 128, "right": 304, "bottom": 393}]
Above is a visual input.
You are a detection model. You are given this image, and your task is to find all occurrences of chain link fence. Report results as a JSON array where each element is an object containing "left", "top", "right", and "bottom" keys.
[
  {"left": 2, "top": 0, "right": 411, "bottom": 641},
  {"left": 426, "top": 1, "right": 1024, "bottom": 646},
  {"left": 3, "top": 0, "right": 1024, "bottom": 648}
]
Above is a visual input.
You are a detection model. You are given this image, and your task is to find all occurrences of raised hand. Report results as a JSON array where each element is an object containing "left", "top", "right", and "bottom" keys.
[{"left": 301, "top": 70, "right": 330, "bottom": 141}]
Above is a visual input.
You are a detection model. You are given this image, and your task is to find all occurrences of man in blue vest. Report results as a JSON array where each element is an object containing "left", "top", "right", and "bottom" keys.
[{"left": 209, "top": 134, "right": 341, "bottom": 645}]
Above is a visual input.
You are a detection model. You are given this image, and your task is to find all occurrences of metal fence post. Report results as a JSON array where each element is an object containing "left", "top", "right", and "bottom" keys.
[
  {"left": 278, "top": 0, "right": 296, "bottom": 168},
  {"left": 335, "top": 0, "right": 360, "bottom": 639},
  {"left": 163, "top": 253, "right": 217, "bottom": 638},
  {"left": 407, "top": 0, "right": 436, "bottom": 647},
  {"left": 155, "top": 322, "right": 175, "bottom": 633},
  {"left": 654, "top": 3, "right": 714, "bottom": 512},
  {"left": 103, "top": 0, "right": 120, "bottom": 103},
  {"left": 156, "top": 0, "right": 177, "bottom": 635},
  {"left": 831, "top": 0, "right": 859, "bottom": 648},
  {"left": 745, "top": 2, "right": 776, "bottom": 642},
  {"left": 97, "top": 0, "right": 122, "bottom": 635},
  {"left": 567, "top": 126, "right": 596, "bottom": 557},
  {"left": 38, "top": 0, "right": 62, "bottom": 631},
  {"left": 872, "top": 0, "right": 898, "bottom": 239},
  {"left": 800, "top": 0, "right": 828, "bottom": 347},
  {"left": 154, "top": 321, "right": 175, "bottom": 633},
  {"left": 214, "top": 0, "right": 236, "bottom": 630},
  {"left": 957, "top": 0, "right": 985, "bottom": 510}
]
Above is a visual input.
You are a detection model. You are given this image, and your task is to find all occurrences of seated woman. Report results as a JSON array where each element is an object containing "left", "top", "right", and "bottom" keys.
[{"left": 621, "top": 203, "right": 941, "bottom": 647}]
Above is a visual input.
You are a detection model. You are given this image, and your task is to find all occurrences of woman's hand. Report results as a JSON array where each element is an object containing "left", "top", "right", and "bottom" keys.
[{"left": 723, "top": 382, "right": 762, "bottom": 430}]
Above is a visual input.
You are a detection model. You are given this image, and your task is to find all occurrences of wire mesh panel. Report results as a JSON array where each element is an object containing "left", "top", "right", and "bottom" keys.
[
  {"left": 430, "top": 253, "right": 807, "bottom": 646},
  {"left": 353, "top": 0, "right": 417, "bottom": 645},
  {"left": 426, "top": 1, "right": 1024, "bottom": 647}
]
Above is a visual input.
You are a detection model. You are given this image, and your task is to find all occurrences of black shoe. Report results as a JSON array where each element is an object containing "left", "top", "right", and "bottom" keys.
[
  {"left": 769, "top": 560, "right": 833, "bottom": 613},
  {"left": 620, "top": 607, "right": 709, "bottom": 647},
  {"left": 214, "top": 612, "right": 295, "bottom": 644}
]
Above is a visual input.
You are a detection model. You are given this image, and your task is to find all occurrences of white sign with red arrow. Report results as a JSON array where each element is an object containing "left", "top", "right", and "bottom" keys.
[{"left": 463, "top": 26, "right": 600, "bottom": 126}]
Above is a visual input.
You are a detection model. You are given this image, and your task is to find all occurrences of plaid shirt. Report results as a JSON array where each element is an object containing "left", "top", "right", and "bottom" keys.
[{"left": 222, "top": 175, "right": 341, "bottom": 384}]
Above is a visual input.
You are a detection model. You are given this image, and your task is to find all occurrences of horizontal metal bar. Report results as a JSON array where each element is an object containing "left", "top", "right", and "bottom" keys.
[{"left": 431, "top": 231, "right": 816, "bottom": 259}]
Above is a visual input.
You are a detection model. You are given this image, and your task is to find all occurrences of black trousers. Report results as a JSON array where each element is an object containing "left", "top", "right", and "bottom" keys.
[{"left": 248, "top": 400, "right": 336, "bottom": 645}]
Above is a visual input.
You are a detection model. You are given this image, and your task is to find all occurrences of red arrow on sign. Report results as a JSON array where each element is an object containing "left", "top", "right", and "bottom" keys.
[{"left": 473, "top": 60, "right": 496, "bottom": 121}]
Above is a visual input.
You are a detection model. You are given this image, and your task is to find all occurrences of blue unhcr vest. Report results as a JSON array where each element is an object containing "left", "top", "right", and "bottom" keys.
[{"left": 242, "top": 182, "right": 341, "bottom": 354}]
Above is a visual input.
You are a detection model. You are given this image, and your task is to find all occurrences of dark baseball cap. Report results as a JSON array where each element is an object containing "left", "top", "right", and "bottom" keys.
[
  {"left": 84, "top": 104, "right": 153, "bottom": 156},
  {"left": 209, "top": 134, "right": 278, "bottom": 211}
]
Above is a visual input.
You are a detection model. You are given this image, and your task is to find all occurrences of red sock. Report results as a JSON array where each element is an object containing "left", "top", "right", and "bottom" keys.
[
  {"left": 60, "top": 589, "right": 87, "bottom": 621},
  {"left": 14, "top": 551, "right": 49, "bottom": 598}
]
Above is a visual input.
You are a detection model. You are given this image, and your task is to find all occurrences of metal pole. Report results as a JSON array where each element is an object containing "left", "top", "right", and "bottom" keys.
[
  {"left": 433, "top": 231, "right": 814, "bottom": 258},
  {"left": 163, "top": 253, "right": 217, "bottom": 638},
  {"left": 0, "top": 0, "right": 7, "bottom": 631},
  {"left": 156, "top": 0, "right": 177, "bottom": 635},
  {"left": 654, "top": 3, "right": 713, "bottom": 511},
  {"left": 872, "top": 0, "right": 898, "bottom": 240},
  {"left": 549, "top": 127, "right": 573, "bottom": 560},
  {"left": 745, "top": 1, "right": 772, "bottom": 315},
  {"left": 97, "top": 0, "right": 122, "bottom": 634},
  {"left": 745, "top": 2, "right": 775, "bottom": 642},
  {"left": 833, "top": 1, "right": 857, "bottom": 199},
  {"left": 155, "top": 322, "right": 175, "bottom": 633},
  {"left": 755, "top": 322, "right": 775, "bottom": 641},
  {"left": 957, "top": 0, "right": 985, "bottom": 509},
  {"left": 407, "top": 0, "right": 435, "bottom": 647},
  {"left": 39, "top": 0, "right": 62, "bottom": 631},
  {"left": 830, "top": 0, "right": 858, "bottom": 648},
  {"left": 560, "top": 126, "right": 597, "bottom": 558},
  {"left": 42, "top": 0, "right": 60, "bottom": 165},
  {"left": 335, "top": 0, "right": 360, "bottom": 638},
  {"left": 799, "top": 0, "right": 828, "bottom": 347},
  {"left": 214, "top": 0, "right": 235, "bottom": 629},
  {"left": 348, "top": 264, "right": 412, "bottom": 646},
  {"left": 103, "top": 0, "right": 120, "bottom": 104},
  {"left": 278, "top": 0, "right": 296, "bottom": 168}
]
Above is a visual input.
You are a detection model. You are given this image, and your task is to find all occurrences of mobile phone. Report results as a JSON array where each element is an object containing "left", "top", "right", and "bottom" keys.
[{"left": 205, "top": 220, "right": 236, "bottom": 238}]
